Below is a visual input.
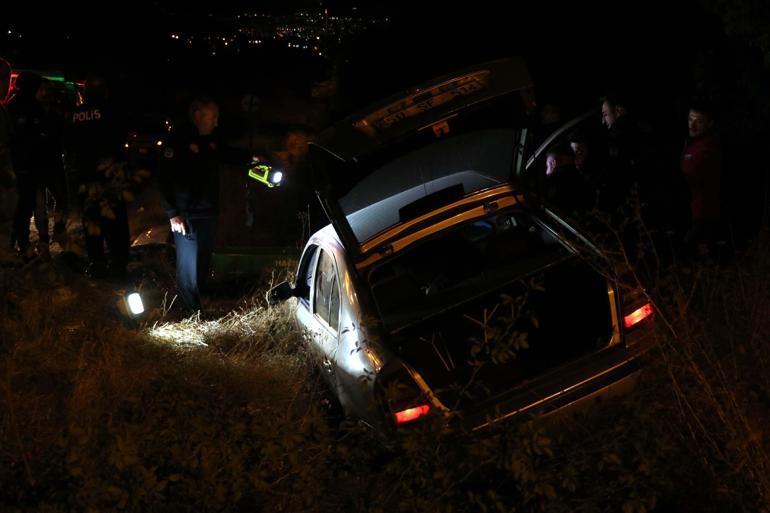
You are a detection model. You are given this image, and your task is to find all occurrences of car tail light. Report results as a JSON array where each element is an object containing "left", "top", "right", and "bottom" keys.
[
  {"left": 378, "top": 361, "right": 434, "bottom": 427},
  {"left": 623, "top": 303, "right": 653, "bottom": 329},
  {"left": 394, "top": 404, "right": 430, "bottom": 425}
]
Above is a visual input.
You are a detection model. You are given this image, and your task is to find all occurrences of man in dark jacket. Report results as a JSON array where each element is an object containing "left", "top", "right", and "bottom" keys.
[
  {"left": 544, "top": 144, "right": 591, "bottom": 214},
  {"left": 599, "top": 93, "right": 643, "bottom": 212},
  {"left": 7, "top": 72, "right": 50, "bottom": 259},
  {"left": 159, "top": 97, "right": 254, "bottom": 312},
  {"left": 0, "top": 58, "right": 15, "bottom": 224}
]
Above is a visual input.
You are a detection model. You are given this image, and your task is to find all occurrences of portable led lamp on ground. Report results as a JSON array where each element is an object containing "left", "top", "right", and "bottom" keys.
[
  {"left": 116, "top": 287, "right": 146, "bottom": 318},
  {"left": 117, "top": 289, "right": 145, "bottom": 319},
  {"left": 248, "top": 164, "right": 283, "bottom": 188},
  {"left": 126, "top": 292, "right": 145, "bottom": 315}
]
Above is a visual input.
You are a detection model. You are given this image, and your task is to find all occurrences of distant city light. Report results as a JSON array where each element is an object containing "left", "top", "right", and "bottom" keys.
[{"left": 165, "top": 9, "right": 387, "bottom": 58}]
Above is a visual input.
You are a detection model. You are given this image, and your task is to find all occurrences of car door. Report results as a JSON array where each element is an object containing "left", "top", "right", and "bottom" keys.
[
  {"left": 303, "top": 246, "right": 342, "bottom": 383},
  {"left": 295, "top": 244, "right": 327, "bottom": 362},
  {"left": 313, "top": 247, "right": 342, "bottom": 360},
  {"left": 519, "top": 109, "right": 605, "bottom": 206}
]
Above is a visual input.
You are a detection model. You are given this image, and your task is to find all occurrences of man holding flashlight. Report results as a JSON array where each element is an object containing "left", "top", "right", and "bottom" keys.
[{"left": 159, "top": 97, "right": 260, "bottom": 313}]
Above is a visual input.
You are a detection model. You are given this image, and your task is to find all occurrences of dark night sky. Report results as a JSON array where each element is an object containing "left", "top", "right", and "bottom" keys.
[
  {"left": 0, "top": 0, "right": 739, "bottom": 116},
  {"left": 3, "top": 0, "right": 768, "bottom": 238}
]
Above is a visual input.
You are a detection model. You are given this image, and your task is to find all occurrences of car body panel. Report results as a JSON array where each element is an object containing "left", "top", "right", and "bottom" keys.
[{"left": 295, "top": 228, "right": 393, "bottom": 427}]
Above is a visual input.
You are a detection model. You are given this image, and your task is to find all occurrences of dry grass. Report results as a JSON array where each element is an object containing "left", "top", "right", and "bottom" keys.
[
  {"left": 147, "top": 301, "right": 300, "bottom": 355},
  {"left": 2, "top": 220, "right": 770, "bottom": 512},
  {"left": 641, "top": 230, "right": 770, "bottom": 511},
  {"left": 0, "top": 255, "right": 329, "bottom": 512}
]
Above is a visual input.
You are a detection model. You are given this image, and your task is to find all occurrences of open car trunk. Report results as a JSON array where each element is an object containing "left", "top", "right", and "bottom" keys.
[
  {"left": 368, "top": 208, "right": 617, "bottom": 416},
  {"left": 309, "top": 58, "right": 534, "bottom": 264}
]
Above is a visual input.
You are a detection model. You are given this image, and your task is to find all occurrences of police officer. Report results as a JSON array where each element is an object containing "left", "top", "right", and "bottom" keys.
[
  {"left": 0, "top": 58, "right": 16, "bottom": 226},
  {"left": 37, "top": 78, "right": 69, "bottom": 245},
  {"left": 66, "top": 74, "right": 129, "bottom": 278},
  {"left": 0, "top": 58, "right": 16, "bottom": 211},
  {"left": 7, "top": 72, "right": 50, "bottom": 260},
  {"left": 159, "top": 97, "right": 255, "bottom": 313}
]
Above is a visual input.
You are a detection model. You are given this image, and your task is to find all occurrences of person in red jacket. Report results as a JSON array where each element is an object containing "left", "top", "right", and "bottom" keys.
[{"left": 681, "top": 101, "right": 721, "bottom": 253}]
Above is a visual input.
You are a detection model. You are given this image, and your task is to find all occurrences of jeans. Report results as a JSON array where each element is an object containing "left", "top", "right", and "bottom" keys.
[{"left": 172, "top": 216, "right": 217, "bottom": 312}]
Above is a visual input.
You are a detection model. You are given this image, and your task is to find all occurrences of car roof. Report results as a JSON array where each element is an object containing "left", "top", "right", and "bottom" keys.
[{"left": 308, "top": 224, "right": 342, "bottom": 249}]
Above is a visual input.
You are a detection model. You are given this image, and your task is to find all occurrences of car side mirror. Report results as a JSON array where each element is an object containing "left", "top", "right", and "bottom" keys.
[{"left": 267, "top": 281, "right": 296, "bottom": 305}]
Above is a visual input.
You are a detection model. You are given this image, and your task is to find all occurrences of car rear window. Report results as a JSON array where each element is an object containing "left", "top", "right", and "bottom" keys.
[{"left": 316, "top": 92, "right": 528, "bottom": 245}]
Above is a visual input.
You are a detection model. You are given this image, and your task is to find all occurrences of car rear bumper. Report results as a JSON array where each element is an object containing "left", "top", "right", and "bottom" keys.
[{"left": 462, "top": 344, "right": 644, "bottom": 433}]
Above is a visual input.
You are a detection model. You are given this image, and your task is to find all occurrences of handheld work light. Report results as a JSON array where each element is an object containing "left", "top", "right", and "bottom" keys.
[{"left": 248, "top": 164, "right": 283, "bottom": 188}]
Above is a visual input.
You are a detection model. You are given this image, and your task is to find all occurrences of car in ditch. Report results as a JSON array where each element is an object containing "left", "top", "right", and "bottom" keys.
[{"left": 269, "top": 58, "right": 655, "bottom": 435}]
